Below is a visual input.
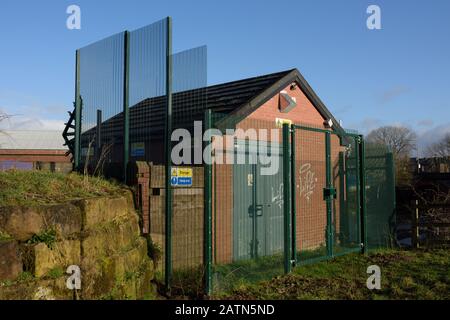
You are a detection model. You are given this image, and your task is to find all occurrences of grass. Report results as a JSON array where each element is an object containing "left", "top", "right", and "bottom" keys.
[
  {"left": 0, "top": 170, "right": 126, "bottom": 207},
  {"left": 214, "top": 249, "right": 450, "bottom": 300},
  {"left": 46, "top": 267, "right": 64, "bottom": 279},
  {"left": 27, "top": 228, "right": 57, "bottom": 249},
  {"left": 211, "top": 246, "right": 360, "bottom": 294},
  {"left": 212, "top": 254, "right": 284, "bottom": 293},
  {"left": 0, "top": 230, "right": 13, "bottom": 242}
]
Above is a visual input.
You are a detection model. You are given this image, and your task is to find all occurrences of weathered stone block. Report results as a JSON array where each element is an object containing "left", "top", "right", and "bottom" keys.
[
  {"left": 82, "top": 216, "right": 141, "bottom": 260},
  {"left": 74, "top": 196, "right": 134, "bottom": 230},
  {"left": 32, "top": 240, "right": 81, "bottom": 278},
  {"left": 0, "top": 208, "right": 44, "bottom": 242},
  {"left": 0, "top": 240, "right": 22, "bottom": 281},
  {"left": 41, "top": 204, "right": 83, "bottom": 238},
  {"left": 0, "top": 204, "right": 82, "bottom": 242}
]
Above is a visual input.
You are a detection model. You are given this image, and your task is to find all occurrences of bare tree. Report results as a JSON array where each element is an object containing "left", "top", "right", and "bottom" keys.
[
  {"left": 367, "top": 126, "right": 417, "bottom": 157},
  {"left": 0, "top": 112, "right": 10, "bottom": 129},
  {"left": 427, "top": 133, "right": 450, "bottom": 158},
  {"left": 0, "top": 112, "right": 11, "bottom": 143},
  {"left": 426, "top": 133, "right": 450, "bottom": 171}
]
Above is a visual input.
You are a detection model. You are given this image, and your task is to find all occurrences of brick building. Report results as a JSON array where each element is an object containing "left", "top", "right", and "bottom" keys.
[
  {"left": 94, "top": 69, "right": 351, "bottom": 266},
  {"left": 0, "top": 130, "right": 72, "bottom": 172}
]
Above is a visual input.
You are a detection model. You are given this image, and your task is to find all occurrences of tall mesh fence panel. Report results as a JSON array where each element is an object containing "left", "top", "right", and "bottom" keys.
[
  {"left": 78, "top": 32, "right": 125, "bottom": 179},
  {"left": 128, "top": 19, "right": 167, "bottom": 164},
  {"left": 332, "top": 134, "right": 361, "bottom": 255},
  {"left": 210, "top": 113, "right": 286, "bottom": 294},
  {"left": 167, "top": 46, "right": 207, "bottom": 296},
  {"left": 365, "top": 144, "right": 396, "bottom": 250}
]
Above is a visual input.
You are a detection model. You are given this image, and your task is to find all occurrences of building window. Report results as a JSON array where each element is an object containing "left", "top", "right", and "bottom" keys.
[{"left": 0, "top": 161, "right": 33, "bottom": 171}]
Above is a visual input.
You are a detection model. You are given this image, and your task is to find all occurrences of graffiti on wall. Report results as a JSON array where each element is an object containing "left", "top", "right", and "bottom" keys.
[
  {"left": 299, "top": 163, "right": 318, "bottom": 201},
  {"left": 271, "top": 183, "right": 284, "bottom": 209}
]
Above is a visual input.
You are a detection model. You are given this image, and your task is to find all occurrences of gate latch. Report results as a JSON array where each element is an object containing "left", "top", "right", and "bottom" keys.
[{"left": 323, "top": 187, "right": 337, "bottom": 200}]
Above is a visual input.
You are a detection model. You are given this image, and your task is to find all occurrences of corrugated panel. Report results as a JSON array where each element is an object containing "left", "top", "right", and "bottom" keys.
[{"left": 0, "top": 131, "right": 67, "bottom": 150}]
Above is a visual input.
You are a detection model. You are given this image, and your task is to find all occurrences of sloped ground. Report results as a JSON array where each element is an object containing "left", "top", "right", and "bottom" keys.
[{"left": 217, "top": 249, "right": 450, "bottom": 300}]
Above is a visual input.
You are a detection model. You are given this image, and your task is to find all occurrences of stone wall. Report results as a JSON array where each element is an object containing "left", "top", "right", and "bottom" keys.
[{"left": 0, "top": 191, "right": 156, "bottom": 300}]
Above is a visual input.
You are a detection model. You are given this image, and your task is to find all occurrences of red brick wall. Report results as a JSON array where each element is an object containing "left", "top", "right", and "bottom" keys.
[{"left": 245, "top": 84, "right": 327, "bottom": 125}]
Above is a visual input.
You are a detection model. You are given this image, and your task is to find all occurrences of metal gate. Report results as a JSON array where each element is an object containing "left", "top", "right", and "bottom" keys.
[
  {"left": 204, "top": 112, "right": 394, "bottom": 295},
  {"left": 291, "top": 124, "right": 363, "bottom": 264}
]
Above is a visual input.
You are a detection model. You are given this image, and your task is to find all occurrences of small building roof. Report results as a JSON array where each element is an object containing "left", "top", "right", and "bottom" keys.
[
  {"left": 0, "top": 130, "right": 67, "bottom": 150},
  {"left": 82, "top": 68, "right": 344, "bottom": 141}
]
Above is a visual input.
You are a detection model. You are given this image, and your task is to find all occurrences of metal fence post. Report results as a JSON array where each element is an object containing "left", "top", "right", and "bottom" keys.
[
  {"left": 411, "top": 199, "right": 419, "bottom": 248},
  {"left": 204, "top": 109, "right": 213, "bottom": 295},
  {"left": 282, "top": 124, "right": 292, "bottom": 273},
  {"left": 359, "top": 136, "right": 368, "bottom": 254},
  {"left": 355, "top": 138, "right": 361, "bottom": 245},
  {"left": 338, "top": 151, "right": 347, "bottom": 245},
  {"left": 164, "top": 16, "right": 173, "bottom": 293},
  {"left": 123, "top": 31, "right": 130, "bottom": 182},
  {"left": 325, "top": 131, "right": 334, "bottom": 257},
  {"left": 74, "top": 50, "right": 81, "bottom": 171},
  {"left": 96, "top": 109, "right": 102, "bottom": 160},
  {"left": 386, "top": 152, "right": 397, "bottom": 247},
  {"left": 290, "top": 125, "right": 297, "bottom": 265}
]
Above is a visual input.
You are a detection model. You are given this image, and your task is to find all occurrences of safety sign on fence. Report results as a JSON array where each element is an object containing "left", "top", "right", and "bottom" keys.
[{"left": 171, "top": 167, "right": 193, "bottom": 187}]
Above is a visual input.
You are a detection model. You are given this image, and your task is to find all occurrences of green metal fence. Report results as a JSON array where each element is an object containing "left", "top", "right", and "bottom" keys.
[{"left": 203, "top": 116, "right": 396, "bottom": 295}]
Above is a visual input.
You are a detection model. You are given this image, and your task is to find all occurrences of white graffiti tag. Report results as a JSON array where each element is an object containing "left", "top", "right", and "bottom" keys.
[
  {"left": 271, "top": 183, "right": 284, "bottom": 209},
  {"left": 299, "top": 163, "right": 317, "bottom": 201}
]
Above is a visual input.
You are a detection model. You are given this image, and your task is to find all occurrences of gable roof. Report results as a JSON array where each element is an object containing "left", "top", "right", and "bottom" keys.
[
  {"left": 205, "top": 69, "right": 292, "bottom": 114},
  {"left": 225, "top": 69, "right": 343, "bottom": 133},
  {"left": 82, "top": 68, "right": 343, "bottom": 139}
]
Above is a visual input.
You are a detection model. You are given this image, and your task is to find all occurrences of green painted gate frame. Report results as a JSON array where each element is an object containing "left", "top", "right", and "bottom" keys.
[
  {"left": 287, "top": 124, "right": 368, "bottom": 265},
  {"left": 202, "top": 122, "right": 369, "bottom": 295}
]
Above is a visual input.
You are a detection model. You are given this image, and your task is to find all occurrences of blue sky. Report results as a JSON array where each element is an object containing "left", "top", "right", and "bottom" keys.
[{"left": 0, "top": 0, "right": 449, "bottom": 154}]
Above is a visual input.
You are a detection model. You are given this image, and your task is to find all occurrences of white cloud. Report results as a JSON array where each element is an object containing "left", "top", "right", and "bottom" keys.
[{"left": 417, "top": 123, "right": 450, "bottom": 156}]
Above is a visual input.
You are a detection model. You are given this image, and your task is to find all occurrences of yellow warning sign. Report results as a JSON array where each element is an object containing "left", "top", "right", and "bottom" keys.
[{"left": 177, "top": 168, "right": 193, "bottom": 178}]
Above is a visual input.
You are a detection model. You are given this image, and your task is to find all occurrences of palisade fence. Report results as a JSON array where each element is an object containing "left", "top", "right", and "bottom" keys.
[{"left": 71, "top": 17, "right": 396, "bottom": 297}]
